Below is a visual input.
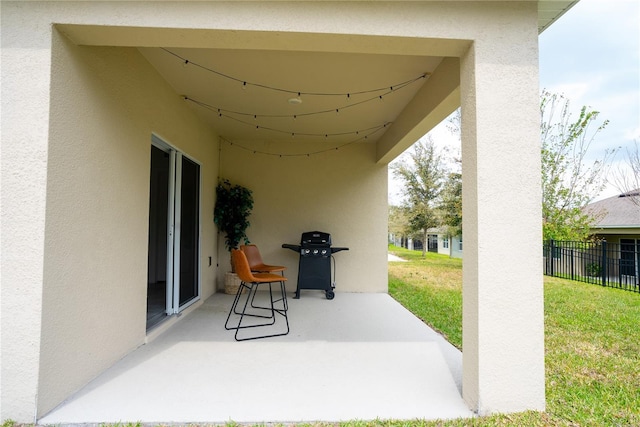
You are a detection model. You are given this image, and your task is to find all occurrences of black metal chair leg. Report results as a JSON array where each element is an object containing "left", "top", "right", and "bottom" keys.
[
  {"left": 224, "top": 281, "right": 250, "bottom": 330},
  {"left": 249, "top": 270, "right": 286, "bottom": 309},
  {"left": 226, "top": 280, "right": 289, "bottom": 341},
  {"left": 226, "top": 283, "right": 274, "bottom": 331},
  {"left": 226, "top": 249, "right": 290, "bottom": 341},
  {"left": 231, "top": 283, "right": 277, "bottom": 320}
]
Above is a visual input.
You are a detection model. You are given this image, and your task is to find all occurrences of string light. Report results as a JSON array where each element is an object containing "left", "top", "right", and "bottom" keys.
[
  {"left": 183, "top": 85, "right": 412, "bottom": 121},
  {"left": 219, "top": 123, "right": 388, "bottom": 157},
  {"left": 184, "top": 96, "right": 390, "bottom": 138},
  {"left": 161, "top": 48, "right": 429, "bottom": 98},
  {"left": 169, "top": 48, "right": 425, "bottom": 158}
]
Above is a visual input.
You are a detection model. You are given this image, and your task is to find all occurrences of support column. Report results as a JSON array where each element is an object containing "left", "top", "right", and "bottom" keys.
[
  {"left": 460, "top": 32, "right": 545, "bottom": 414},
  {"left": 0, "top": 5, "right": 51, "bottom": 422}
]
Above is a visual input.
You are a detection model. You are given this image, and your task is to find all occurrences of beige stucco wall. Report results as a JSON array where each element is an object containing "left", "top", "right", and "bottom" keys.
[
  {"left": 218, "top": 141, "right": 388, "bottom": 294},
  {"left": 36, "top": 32, "right": 219, "bottom": 416},
  {"left": 2, "top": 0, "right": 546, "bottom": 422},
  {"left": 460, "top": 8, "right": 545, "bottom": 413},
  {"left": 1, "top": 3, "right": 52, "bottom": 421}
]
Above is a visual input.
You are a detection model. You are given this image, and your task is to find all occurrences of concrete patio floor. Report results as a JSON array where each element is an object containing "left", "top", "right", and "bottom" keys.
[{"left": 39, "top": 292, "right": 474, "bottom": 425}]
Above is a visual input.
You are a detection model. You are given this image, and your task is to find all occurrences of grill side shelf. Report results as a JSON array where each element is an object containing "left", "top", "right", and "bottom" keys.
[{"left": 330, "top": 247, "right": 349, "bottom": 253}]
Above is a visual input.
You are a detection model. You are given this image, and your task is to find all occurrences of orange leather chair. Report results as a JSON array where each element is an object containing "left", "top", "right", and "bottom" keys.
[
  {"left": 241, "top": 244, "right": 286, "bottom": 274},
  {"left": 225, "top": 249, "right": 289, "bottom": 341}
]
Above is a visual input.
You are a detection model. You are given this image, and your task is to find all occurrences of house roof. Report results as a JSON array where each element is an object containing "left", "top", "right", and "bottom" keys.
[
  {"left": 585, "top": 191, "right": 640, "bottom": 229},
  {"left": 538, "top": 1, "right": 580, "bottom": 33}
]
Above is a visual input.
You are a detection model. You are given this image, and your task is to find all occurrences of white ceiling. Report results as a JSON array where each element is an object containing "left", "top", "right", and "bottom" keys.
[{"left": 139, "top": 47, "right": 443, "bottom": 149}]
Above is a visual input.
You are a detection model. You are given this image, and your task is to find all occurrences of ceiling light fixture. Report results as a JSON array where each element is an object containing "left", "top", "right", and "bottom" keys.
[{"left": 288, "top": 97, "right": 302, "bottom": 105}]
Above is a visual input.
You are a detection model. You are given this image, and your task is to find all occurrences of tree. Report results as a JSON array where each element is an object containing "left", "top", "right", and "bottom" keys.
[
  {"left": 440, "top": 171, "right": 462, "bottom": 238},
  {"left": 540, "top": 90, "right": 616, "bottom": 241},
  {"left": 391, "top": 136, "right": 446, "bottom": 256},
  {"left": 612, "top": 140, "right": 640, "bottom": 208},
  {"left": 388, "top": 205, "right": 411, "bottom": 248}
]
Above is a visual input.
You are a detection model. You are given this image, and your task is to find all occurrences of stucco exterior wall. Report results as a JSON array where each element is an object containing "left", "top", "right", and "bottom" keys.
[
  {"left": 460, "top": 6, "right": 545, "bottom": 413},
  {"left": 1, "top": 4, "right": 52, "bottom": 421},
  {"left": 36, "top": 32, "right": 219, "bottom": 415},
  {"left": 218, "top": 141, "right": 388, "bottom": 294}
]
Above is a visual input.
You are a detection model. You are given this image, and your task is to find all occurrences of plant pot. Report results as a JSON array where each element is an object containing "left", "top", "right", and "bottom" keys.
[{"left": 224, "top": 272, "right": 243, "bottom": 295}]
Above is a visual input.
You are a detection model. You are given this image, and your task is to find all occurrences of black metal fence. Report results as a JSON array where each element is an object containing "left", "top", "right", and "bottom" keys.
[{"left": 543, "top": 240, "right": 639, "bottom": 293}]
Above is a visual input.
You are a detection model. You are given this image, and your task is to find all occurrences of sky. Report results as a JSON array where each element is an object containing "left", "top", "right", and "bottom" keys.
[
  {"left": 539, "top": 0, "right": 640, "bottom": 200},
  {"left": 389, "top": 0, "right": 640, "bottom": 204}
]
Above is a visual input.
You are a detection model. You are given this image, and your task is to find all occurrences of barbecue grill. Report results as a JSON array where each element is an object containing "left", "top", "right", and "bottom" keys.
[{"left": 282, "top": 231, "right": 349, "bottom": 299}]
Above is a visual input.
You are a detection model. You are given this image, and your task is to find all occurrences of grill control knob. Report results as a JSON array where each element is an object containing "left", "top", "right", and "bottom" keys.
[
  {"left": 304, "top": 249, "right": 310, "bottom": 254},
  {"left": 321, "top": 249, "right": 327, "bottom": 255},
  {"left": 313, "top": 249, "right": 319, "bottom": 254}
]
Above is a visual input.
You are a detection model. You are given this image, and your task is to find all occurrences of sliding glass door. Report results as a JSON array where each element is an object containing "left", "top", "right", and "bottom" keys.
[
  {"left": 177, "top": 155, "right": 200, "bottom": 306},
  {"left": 147, "top": 136, "right": 200, "bottom": 330}
]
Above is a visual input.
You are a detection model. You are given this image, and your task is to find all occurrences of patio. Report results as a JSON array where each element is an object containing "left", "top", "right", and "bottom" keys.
[{"left": 39, "top": 292, "right": 474, "bottom": 425}]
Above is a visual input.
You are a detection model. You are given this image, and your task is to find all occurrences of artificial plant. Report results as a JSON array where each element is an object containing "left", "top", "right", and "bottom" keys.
[{"left": 214, "top": 179, "right": 254, "bottom": 252}]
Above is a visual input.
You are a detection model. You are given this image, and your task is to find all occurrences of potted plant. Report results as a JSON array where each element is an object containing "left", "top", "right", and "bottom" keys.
[{"left": 214, "top": 179, "right": 254, "bottom": 294}]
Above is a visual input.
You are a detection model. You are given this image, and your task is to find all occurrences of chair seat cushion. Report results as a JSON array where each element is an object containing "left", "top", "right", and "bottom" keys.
[
  {"left": 252, "top": 272, "right": 288, "bottom": 283},
  {"left": 252, "top": 263, "right": 286, "bottom": 273}
]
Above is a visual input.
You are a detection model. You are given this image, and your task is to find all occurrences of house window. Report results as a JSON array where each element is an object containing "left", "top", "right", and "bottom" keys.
[
  {"left": 443, "top": 238, "right": 449, "bottom": 249},
  {"left": 458, "top": 236, "right": 463, "bottom": 251}
]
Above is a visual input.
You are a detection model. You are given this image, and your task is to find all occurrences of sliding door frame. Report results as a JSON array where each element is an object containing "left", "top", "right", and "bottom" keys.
[{"left": 151, "top": 134, "right": 201, "bottom": 318}]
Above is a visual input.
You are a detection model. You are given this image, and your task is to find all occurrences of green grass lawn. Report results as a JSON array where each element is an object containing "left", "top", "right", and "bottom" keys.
[{"left": 385, "top": 245, "right": 640, "bottom": 427}]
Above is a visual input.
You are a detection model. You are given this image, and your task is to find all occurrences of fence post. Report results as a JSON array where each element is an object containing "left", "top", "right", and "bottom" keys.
[
  {"left": 543, "top": 240, "right": 548, "bottom": 275},
  {"left": 601, "top": 240, "right": 608, "bottom": 287},
  {"left": 550, "top": 240, "right": 555, "bottom": 277},
  {"left": 570, "top": 247, "right": 574, "bottom": 281}
]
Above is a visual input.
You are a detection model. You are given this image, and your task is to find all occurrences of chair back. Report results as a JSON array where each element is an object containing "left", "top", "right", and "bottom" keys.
[
  {"left": 231, "top": 249, "right": 257, "bottom": 283},
  {"left": 240, "top": 244, "right": 264, "bottom": 270}
]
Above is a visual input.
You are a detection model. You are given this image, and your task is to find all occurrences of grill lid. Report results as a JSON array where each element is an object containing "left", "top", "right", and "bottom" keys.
[{"left": 300, "top": 231, "right": 331, "bottom": 246}]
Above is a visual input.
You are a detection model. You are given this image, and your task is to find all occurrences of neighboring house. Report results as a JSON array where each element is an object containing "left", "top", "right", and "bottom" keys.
[
  {"left": 585, "top": 190, "right": 640, "bottom": 240},
  {"left": 1, "top": 1, "right": 577, "bottom": 422},
  {"left": 423, "top": 228, "right": 463, "bottom": 259},
  {"left": 544, "top": 192, "right": 640, "bottom": 288},
  {"left": 585, "top": 191, "right": 640, "bottom": 279},
  {"left": 437, "top": 233, "right": 464, "bottom": 259}
]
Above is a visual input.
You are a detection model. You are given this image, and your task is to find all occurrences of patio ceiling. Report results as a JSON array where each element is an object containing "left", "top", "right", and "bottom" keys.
[
  {"left": 57, "top": 0, "right": 577, "bottom": 159},
  {"left": 133, "top": 1, "right": 577, "bottom": 151},
  {"left": 139, "top": 47, "right": 444, "bottom": 149}
]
